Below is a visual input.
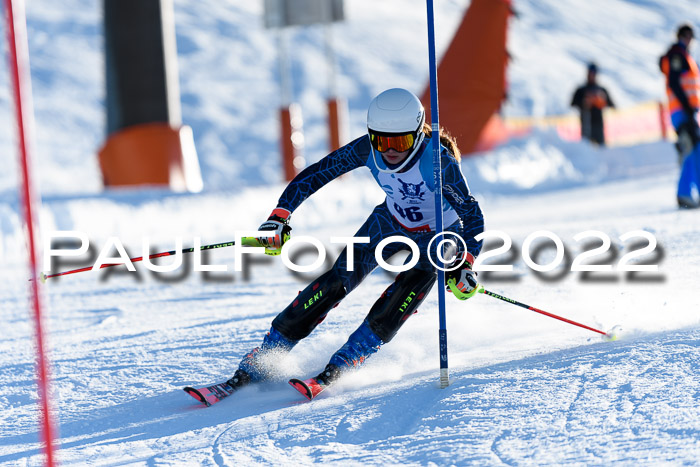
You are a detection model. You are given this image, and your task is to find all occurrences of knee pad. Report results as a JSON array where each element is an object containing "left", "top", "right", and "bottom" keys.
[
  {"left": 272, "top": 269, "right": 347, "bottom": 340},
  {"left": 366, "top": 268, "right": 436, "bottom": 343}
]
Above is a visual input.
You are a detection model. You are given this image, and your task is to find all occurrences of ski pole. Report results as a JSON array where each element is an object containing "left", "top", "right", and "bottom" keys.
[
  {"left": 38, "top": 239, "right": 237, "bottom": 282},
  {"left": 477, "top": 287, "right": 615, "bottom": 338}
]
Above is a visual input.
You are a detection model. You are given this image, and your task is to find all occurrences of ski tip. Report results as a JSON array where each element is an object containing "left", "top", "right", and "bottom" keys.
[
  {"left": 288, "top": 379, "right": 314, "bottom": 401},
  {"left": 183, "top": 387, "right": 211, "bottom": 407}
]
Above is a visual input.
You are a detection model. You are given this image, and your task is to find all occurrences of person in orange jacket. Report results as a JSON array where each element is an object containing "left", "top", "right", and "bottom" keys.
[{"left": 660, "top": 24, "right": 700, "bottom": 209}]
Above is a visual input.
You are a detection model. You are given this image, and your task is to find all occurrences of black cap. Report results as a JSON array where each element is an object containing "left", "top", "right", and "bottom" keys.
[
  {"left": 587, "top": 62, "right": 598, "bottom": 73},
  {"left": 677, "top": 23, "right": 695, "bottom": 40}
]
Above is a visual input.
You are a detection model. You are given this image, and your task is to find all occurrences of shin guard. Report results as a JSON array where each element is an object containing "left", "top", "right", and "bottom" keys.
[
  {"left": 272, "top": 269, "right": 347, "bottom": 341},
  {"left": 366, "top": 268, "right": 436, "bottom": 343}
]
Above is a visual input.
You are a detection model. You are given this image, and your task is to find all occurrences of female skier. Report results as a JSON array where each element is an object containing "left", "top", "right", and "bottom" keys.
[{"left": 230, "top": 88, "right": 484, "bottom": 399}]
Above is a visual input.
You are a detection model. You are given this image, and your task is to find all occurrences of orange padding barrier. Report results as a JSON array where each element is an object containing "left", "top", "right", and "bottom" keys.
[
  {"left": 98, "top": 123, "right": 203, "bottom": 192},
  {"left": 499, "top": 101, "right": 671, "bottom": 148},
  {"left": 421, "top": 0, "right": 511, "bottom": 155}
]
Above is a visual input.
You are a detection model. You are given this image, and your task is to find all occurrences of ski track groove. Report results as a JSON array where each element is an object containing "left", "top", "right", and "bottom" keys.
[
  {"left": 563, "top": 376, "right": 585, "bottom": 440},
  {"left": 489, "top": 430, "right": 512, "bottom": 466},
  {"left": 211, "top": 424, "right": 233, "bottom": 467}
]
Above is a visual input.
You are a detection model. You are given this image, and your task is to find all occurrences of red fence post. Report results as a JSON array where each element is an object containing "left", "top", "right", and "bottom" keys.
[
  {"left": 4, "top": 0, "right": 58, "bottom": 465},
  {"left": 658, "top": 101, "right": 668, "bottom": 140},
  {"left": 327, "top": 97, "right": 347, "bottom": 152},
  {"left": 280, "top": 103, "right": 304, "bottom": 181}
]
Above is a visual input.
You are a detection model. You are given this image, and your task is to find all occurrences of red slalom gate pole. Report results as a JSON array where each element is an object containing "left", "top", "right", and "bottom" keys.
[
  {"left": 5, "top": 0, "right": 58, "bottom": 464},
  {"left": 479, "top": 287, "right": 609, "bottom": 337}
]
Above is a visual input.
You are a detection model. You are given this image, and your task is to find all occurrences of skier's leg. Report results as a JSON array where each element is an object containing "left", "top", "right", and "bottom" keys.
[
  {"left": 315, "top": 321, "right": 382, "bottom": 384},
  {"left": 271, "top": 204, "right": 395, "bottom": 341},
  {"left": 233, "top": 204, "right": 393, "bottom": 384},
  {"left": 231, "top": 326, "right": 298, "bottom": 386},
  {"left": 315, "top": 220, "right": 464, "bottom": 384},
  {"left": 271, "top": 268, "right": 348, "bottom": 340},
  {"left": 673, "top": 117, "right": 700, "bottom": 207},
  {"left": 316, "top": 268, "right": 436, "bottom": 384},
  {"left": 233, "top": 268, "right": 346, "bottom": 384},
  {"left": 678, "top": 151, "right": 699, "bottom": 207},
  {"left": 691, "top": 141, "right": 700, "bottom": 202},
  {"left": 365, "top": 268, "right": 436, "bottom": 342},
  {"left": 592, "top": 122, "right": 605, "bottom": 146}
]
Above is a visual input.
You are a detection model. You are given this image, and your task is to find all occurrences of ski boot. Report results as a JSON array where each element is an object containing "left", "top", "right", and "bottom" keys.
[
  {"left": 289, "top": 363, "right": 340, "bottom": 401},
  {"left": 226, "top": 368, "right": 251, "bottom": 391}
]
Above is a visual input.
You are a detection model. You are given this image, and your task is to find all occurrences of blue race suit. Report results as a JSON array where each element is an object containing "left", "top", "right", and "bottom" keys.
[{"left": 238, "top": 134, "right": 484, "bottom": 381}]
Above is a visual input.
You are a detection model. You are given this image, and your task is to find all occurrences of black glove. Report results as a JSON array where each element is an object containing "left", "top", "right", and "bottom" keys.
[{"left": 445, "top": 252, "right": 480, "bottom": 300}]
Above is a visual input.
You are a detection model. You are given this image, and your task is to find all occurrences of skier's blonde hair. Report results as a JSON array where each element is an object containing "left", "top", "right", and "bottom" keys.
[{"left": 422, "top": 123, "right": 461, "bottom": 162}]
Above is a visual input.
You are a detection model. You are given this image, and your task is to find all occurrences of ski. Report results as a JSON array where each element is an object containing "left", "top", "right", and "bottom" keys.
[
  {"left": 183, "top": 381, "right": 236, "bottom": 407},
  {"left": 288, "top": 377, "right": 327, "bottom": 401}
]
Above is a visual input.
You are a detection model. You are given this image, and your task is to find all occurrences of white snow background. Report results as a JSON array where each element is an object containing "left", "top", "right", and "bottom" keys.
[{"left": 1, "top": 0, "right": 699, "bottom": 465}]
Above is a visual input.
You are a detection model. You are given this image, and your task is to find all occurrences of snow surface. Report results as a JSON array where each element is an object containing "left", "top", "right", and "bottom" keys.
[{"left": 1, "top": 0, "right": 700, "bottom": 465}]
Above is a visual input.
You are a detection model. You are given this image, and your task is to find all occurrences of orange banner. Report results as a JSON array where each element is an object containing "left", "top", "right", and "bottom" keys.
[{"left": 488, "top": 101, "right": 672, "bottom": 149}]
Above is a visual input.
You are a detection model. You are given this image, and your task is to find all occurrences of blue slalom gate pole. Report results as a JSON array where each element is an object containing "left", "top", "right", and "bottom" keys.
[{"left": 425, "top": 0, "right": 449, "bottom": 388}]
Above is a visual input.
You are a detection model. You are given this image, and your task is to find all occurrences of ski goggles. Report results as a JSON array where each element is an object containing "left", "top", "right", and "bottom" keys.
[{"left": 369, "top": 130, "right": 417, "bottom": 153}]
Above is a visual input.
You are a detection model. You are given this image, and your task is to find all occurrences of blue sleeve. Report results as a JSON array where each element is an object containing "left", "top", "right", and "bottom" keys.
[
  {"left": 441, "top": 151, "right": 484, "bottom": 257},
  {"left": 277, "top": 136, "right": 371, "bottom": 213}
]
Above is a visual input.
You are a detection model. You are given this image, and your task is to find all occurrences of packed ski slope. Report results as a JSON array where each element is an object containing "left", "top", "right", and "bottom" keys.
[
  {"left": 1, "top": 138, "right": 699, "bottom": 465},
  {"left": 1, "top": 0, "right": 700, "bottom": 465}
]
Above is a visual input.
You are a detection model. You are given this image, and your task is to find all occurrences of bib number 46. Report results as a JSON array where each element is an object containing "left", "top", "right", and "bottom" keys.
[{"left": 394, "top": 203, "right": 424, "bottom": 222}]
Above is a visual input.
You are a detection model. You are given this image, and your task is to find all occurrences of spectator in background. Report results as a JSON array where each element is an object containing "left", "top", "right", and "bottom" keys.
[
  {"left": 660, "top": 23, "right": 700, "bottom": 209},
  {"left": 571, "top": 63, "right": 615, "bottom": 146}
]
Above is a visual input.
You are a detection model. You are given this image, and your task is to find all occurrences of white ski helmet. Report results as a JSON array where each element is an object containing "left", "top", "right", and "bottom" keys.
[{"left": 367, "top": 88, "right": 426, "bottom": 173}]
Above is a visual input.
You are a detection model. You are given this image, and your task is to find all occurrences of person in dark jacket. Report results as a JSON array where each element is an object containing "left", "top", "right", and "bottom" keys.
[{"left": 571, "top": 63, "right": 615, "bottom": 146}]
